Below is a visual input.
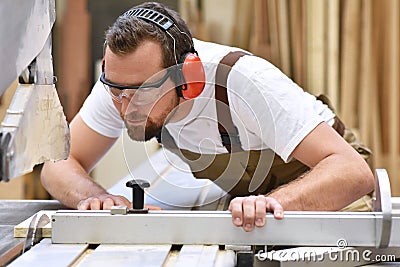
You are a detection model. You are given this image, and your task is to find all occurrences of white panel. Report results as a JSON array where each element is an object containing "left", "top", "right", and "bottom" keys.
[
  {"left": 8, "top": 239, "right": 87, "bottom": 267},
  {"left": 175, "top": 245, "right": 219, "bottom": 267},
  {"left": 78, "top": 244, "right": 171, "bottom": 267}
]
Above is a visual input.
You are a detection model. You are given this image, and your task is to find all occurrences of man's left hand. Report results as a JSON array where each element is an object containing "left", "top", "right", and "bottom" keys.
[{"left": 228, "top": 195, "right": 284, "bottom": 232}]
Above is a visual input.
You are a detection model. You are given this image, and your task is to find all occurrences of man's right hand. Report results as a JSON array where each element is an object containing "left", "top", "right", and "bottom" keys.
[
  {"left": 77, "top": 193, "right": 162, "bottom": 210},
  {"left": 77, "top": 194, "right": 131, "bottom": 210}
]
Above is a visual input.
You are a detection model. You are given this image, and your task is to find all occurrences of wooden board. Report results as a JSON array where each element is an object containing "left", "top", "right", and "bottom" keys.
[
  {"left": 276, "top": 0, "right": 291, "bottom": 76},
  {"left": 326, "top": 0, "right": 340, "bottom": 109},
  {"left": 0, "top": 226, "right": 24, "bottom": 267},
  {"left": 339, "top": 0, "right": 361, "bottom": 126},
  {"left": 288, "top": 0, "right": 306, "bottom": 88},
  {"left": 7, "top": 238, "right": 88, "bottom": 267},
  {"left": 13, "top": 210, "right": 55, "bottom": 238},
  {"left": 305, "top": 0, "right": 326, "bottom": 95}
]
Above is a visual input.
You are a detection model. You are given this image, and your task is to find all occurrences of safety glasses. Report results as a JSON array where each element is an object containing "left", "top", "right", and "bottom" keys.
[{"left": 100, "top": 68, "right": 173, "bottom": 105}]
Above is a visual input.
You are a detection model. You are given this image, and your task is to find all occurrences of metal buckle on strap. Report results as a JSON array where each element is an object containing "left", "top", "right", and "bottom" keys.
[{"left": 220, "top": 127, "right": 241, "bottom": 147}]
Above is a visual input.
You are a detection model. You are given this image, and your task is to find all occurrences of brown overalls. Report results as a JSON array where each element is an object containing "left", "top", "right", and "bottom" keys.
[{"left": 159, "top": 51, "right": 373, "bottom": 211}]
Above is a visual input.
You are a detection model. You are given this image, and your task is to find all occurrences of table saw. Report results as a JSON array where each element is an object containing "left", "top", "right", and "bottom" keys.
[{"left": 1, "top": 149, "right": 400, "bottom": 267}]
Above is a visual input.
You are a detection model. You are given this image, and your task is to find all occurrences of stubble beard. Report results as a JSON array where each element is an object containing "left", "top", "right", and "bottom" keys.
[
  {"left": 125, "top": 116, "right": 162, "bottom": 141},
  {"left": 123, "top": 97, "right": 179, "bottom": 142}
]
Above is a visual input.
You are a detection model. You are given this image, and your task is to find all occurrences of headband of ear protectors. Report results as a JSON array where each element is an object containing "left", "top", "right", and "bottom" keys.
[{"left": 123, "top": 8, "right": 206, "bottom": 99}]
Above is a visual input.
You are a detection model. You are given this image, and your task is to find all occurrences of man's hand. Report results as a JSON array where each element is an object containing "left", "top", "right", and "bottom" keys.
[
  {"left": 228, "top": 195, "right": 284, "bottom": 232},
  {"left": 77, "top": 193, "right": 161, "bottom": 210}
]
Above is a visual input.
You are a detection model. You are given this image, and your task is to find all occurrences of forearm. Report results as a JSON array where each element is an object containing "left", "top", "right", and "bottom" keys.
[
  {"left": 41, "top": 157, "right": 107, "bottom": 209},
  {"left": 267, "top": 154, "right": 374, "bottom": 211}
]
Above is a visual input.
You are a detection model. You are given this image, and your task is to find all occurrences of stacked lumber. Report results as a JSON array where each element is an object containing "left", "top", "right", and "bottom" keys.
[{"left": 190, "top": 0, "right": 400, "bottom": 195}]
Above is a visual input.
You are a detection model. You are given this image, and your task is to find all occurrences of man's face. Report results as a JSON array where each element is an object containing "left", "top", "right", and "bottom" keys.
[{"left": 103, "top": 40, "right": 179, "bottom": 141}]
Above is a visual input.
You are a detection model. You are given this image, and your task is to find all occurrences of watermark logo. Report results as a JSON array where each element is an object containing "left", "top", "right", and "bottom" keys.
[
  {"left": 336, "top": 238, "right": 348, "bottom": 249},
  {"left": 256, "top": 238, "right": 397, "bottom": 263}
]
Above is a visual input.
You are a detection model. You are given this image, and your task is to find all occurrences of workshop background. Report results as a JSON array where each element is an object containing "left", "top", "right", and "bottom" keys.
[{"left": 0, "top": 0, "right": 398, "bottom": 199}]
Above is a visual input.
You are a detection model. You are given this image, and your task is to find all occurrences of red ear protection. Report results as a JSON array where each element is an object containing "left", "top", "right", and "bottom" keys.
[
  {"left": 120, "top": 7, "right": 206, "bottom": 99},
  {"left": 179, "top": 52, "right": 206, "bottom": 99}
]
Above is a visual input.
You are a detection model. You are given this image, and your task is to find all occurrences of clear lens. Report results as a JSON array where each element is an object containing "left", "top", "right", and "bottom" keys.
[
  {"left": 103, "top": 84, "right": 122, "bottom": 103},
  {"left": 103, "top": 83, "right": 162, "bottom": 105},
  {"left": 100, "top": 69, "right": 172, "bottom": 105},
  {"left": 132, "top": 87, "right": 162, "bottom": 105}
]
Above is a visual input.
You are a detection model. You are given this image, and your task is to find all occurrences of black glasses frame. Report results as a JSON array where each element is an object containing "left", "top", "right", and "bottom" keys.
[{"left": 100, "top": 68, "right": 172, "bottom": 90}]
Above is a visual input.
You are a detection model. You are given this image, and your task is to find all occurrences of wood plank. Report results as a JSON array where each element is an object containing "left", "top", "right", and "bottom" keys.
[
  {"left": 7, "top": 238, "right": 88, "bottom": 267},
  {"left": 288, "top": 0, "right": 306, "bottom": 88},
  {"left": 373, "top": 1, "right": 389, "bottom": 154},
  {"left": 276, "top": 0, "right": 291, "bottom": 76},
  {"left": 77, "top": 244, "right": 171, "bottom": 267},
  {"left": 386, "top": 0, "right": 400, "bottom": 196},
  {"left": 267, "top": 0, "right": 280, "bottom": 67},
  {"left": 357, "top": 0, "right": 387, "bottom": 178},
  {"left": 339, "top": 0, "right": 361, "bottom": 126},
  {"left": 57, "top": 0, "right": 90, "bottom": 121},
  {"left": 359, "top": 0, "right": 375, "bottom": 162},
  {"left": 251, "top": 0, "right": 272, "bottom": 59},
  {"left": 305, "top": 0, "right": 326, "bottom": 95},
  {"left": 231, "top": 0, "right": 253, "bottom": 49},
  {"left": 326, "top": 0, "right": 340, "bottom": 109},
  {"left": 0, "top": 226, "right": 24, "bottom": 266},
  {"left": 0, "top": 200, "right": 66, "bottom": 265},
  {"left": 13, "top": 210, "right": 55, "bottom": 238}
]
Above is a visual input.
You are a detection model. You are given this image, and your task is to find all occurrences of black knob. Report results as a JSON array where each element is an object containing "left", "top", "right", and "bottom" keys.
[{"left": 126, "top": 179, "right": 150, "bottom": 210}]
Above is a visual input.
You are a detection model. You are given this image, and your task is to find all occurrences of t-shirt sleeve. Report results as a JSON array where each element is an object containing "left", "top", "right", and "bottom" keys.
[
  {"left": 228, "top": 55, "right": 327, "bottom": 162},
  {"left": 79, "top": 79, "right": 124, "bottom": 138}
]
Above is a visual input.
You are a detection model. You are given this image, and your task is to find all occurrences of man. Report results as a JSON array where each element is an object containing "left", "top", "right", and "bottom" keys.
[{"left": 41, "top": 2, "right": 374, "bottom": 232}]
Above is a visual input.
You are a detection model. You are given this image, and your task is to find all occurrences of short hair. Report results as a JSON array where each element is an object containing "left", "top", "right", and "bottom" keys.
[{"left": 105, "top": 2, "right": 193, "bottom": 68}]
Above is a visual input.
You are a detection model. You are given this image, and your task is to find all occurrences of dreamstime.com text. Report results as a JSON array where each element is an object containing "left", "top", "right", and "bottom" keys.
[{"left": 256, "top": 239, "right": 397, "bottom": 263}]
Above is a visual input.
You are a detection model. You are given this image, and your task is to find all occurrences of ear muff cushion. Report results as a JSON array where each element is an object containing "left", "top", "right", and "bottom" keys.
[{"left": 181, "top": 53, "right": 206, "bottom": 99}]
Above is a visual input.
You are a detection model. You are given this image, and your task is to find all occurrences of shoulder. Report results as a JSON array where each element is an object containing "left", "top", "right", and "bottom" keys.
[{"left": 193, "top": 38, "right": 249, "bottom": 63}]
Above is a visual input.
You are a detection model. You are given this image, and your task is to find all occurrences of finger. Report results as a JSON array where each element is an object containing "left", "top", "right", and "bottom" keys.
[
  {"left": 77, "top": 199, "right": 90, "bottom": 210},
  {"left": 242, "top": 196, "right": 256, "bottom": 232},
  {"left": 113, "top": 196, "right": 133, "bottom": 209},
  {"left": 265, "top": 197, "right": 284, "bottom": 220},
  {"left": 229, "top": 198, "right": 244, "bottom": 226},
  {"left": 145, "top": 204, "right": 162, "bottom": 210},
  {"left": 255, "top": 196, "right": 267, "bottom": 227},
  {"left": 102, "top": 197, "right": 115, "bottom": 210},
  {"left": 90, "top": 198, "right": 102, "bottom": 210}
]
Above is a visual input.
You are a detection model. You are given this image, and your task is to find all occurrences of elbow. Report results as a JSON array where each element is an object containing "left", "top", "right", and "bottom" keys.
[
  {"left": 356, "top": 160, "right": 375, "bottom": 196},
  {"left": 40, "top": 161, "right": 59, "bottom": 191},
  {"left": 40, "top": 161, "right": 51, "bottom": 189}
]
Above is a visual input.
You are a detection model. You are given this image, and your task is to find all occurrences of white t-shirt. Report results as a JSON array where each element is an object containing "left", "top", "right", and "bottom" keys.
[{"left": 79, "top": 39, "right": 335, "bottom": 163}]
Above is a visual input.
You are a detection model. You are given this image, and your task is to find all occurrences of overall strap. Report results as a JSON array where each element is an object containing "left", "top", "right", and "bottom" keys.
[{"left": 215, "top": 51, "right": 250, "bottom": 153}]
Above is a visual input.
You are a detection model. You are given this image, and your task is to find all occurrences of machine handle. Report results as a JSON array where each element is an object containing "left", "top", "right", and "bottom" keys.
[{"left": 126, "top": 179, "right": 150, "bottom": 211}]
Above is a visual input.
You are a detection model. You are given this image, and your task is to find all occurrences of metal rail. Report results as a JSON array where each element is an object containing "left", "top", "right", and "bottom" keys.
[
  {"left": 51, "top": 209, "right": 400, "bottom": 247},
  {"left": 52, "top": 169, "right": 400, "bottom": 248}
]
